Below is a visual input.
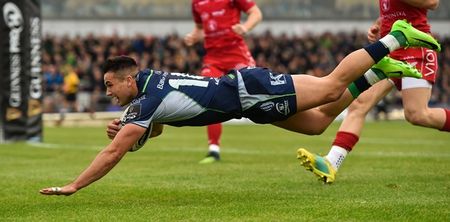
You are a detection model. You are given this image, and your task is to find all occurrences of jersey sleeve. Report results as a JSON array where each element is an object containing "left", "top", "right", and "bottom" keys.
[
  {"left": 235, "top": 0, "right": 256, "bottom": 12},
  {"left": 121, "top": 96, "right": 161, "bottom": 129}
]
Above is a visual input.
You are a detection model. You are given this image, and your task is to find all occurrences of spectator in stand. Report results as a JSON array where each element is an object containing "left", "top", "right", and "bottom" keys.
[
  {"left": 40, "top": 32, "right": 450, "bottom": 115},
  {"left": 43, "top": 64, "right": 64, "bottom": 113},
  {"left": 57, "top": 65, "right": 80, "bottom": 125}
]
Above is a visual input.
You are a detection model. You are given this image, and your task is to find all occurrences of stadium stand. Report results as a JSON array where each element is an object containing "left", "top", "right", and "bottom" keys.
[{"left": 39, "top": 0, "right": 449, "bottom": 122}]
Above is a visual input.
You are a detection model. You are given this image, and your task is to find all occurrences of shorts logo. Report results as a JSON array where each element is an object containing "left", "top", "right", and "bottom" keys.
[
  {"left": 269, "top": 72, "right": 286, "bottom": 85},
  {"left": 259, "top": 101, "right": 274, "bottom": 112},
  {"left": 276, "top": 100, "right": 290, "bottom": 116}
]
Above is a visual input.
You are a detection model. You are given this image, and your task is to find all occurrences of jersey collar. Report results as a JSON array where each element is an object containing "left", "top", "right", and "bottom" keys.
[{"left": 135, "top": 69, "right": 154, "bottom": 95}]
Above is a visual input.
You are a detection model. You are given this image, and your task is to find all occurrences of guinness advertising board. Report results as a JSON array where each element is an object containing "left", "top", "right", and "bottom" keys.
[{"left": 1, "top": 0, "right": 42, "bottom": 143}]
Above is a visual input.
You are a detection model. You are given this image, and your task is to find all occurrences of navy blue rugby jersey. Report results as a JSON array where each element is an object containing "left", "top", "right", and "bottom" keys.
[{"left": 121, "top": 67, "right": 297, "bottom": 129}]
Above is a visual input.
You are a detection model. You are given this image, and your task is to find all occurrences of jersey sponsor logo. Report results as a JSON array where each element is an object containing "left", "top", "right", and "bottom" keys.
[
  {"left": 424, "top": 50, "right": 436, "bottom": 77},
  {"left": 276, "top": 100, "right": 290, "bottom": 116},
  {"left": 226, "top": 74, "right": 236, "bottom": 79},
  {"left": 131, "top": 94, "right": 147, "bottom": 104},
  {"left": 212, "top": 9, "right": 225, "bottom": 17},
  {"left": 200, "top": 12, "right": 209, "bottom": 20},
  {"left": 198, "top": 0, "right": 208, "bottom": 6},
  {"left": 269, "top": 72, "right": 286, "bottom": 85},
  {"left": 259, "top": 101, "right": 274, "bottom": 112},
  {"left": 157, "top": 72, "right": 168, "bottom": 89}
]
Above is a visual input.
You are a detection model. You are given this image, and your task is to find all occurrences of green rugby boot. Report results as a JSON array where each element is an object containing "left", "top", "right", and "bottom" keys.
[
  {"left": 372, "top": 57, "right": 422, "bottom": 79},
  {"left": 390, "top": 19, "right": 441, "bottom": 52},
  {"left": 297, "top": 148, "right": 336, "bottom": 184},
  {"left": 199, "top": 151, "right": 220, "bottom": 164}
]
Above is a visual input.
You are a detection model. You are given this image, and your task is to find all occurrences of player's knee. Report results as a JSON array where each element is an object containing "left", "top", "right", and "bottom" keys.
[
  {"left": 323, "top": 87, "right": 346, "bottom": 103},
  {"left": 347, "top": 98, "right": 371, "bottom": 116},
  {"left": 404, "top": 109, "right": 428, "bottom": 126}
]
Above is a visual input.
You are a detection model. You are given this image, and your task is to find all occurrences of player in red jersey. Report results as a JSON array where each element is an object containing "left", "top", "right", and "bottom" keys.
[
  {"left": 298, "top": 0, "right": 450, "bottom": 183},
  {"left": 184, "top": 0, "right": 262, "bottom": 163}
]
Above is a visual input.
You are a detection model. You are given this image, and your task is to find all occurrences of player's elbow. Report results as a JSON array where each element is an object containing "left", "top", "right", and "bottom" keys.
[
  {"left": 425, "top": 0, "right": 439, "bottom": 10},
  {"left": 255, "top": 8, "right": 263, "bottom": 22},
  {"left": 248, "top": 6, "right": 263, "bottom": 23}
]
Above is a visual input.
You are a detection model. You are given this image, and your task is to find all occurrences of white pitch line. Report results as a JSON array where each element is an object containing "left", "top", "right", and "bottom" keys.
[
  {"left": 26, "top": 142, "right": 103, "bottom": 150},
  {"left": 25, "top": 143, "right": 450, "bottom": 158}
]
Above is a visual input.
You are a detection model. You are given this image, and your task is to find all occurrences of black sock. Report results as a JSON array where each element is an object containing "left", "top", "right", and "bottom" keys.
[
  {"left": 348, "top": 69, "right": 386, "bottom": 98},
  {"left": 364, "top": 41, "right": 390, "bottom": 63}
]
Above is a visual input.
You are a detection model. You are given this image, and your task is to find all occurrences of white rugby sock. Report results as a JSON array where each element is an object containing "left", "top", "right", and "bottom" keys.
[
  {"left": 325, "top": 146, "right": 348, "bottom": 170},
  {"left": 379, "top": 35, "right": 401, "bottom": 52},
  {"left": 208, "top": 144, "right": 220, "bottom": 153}
]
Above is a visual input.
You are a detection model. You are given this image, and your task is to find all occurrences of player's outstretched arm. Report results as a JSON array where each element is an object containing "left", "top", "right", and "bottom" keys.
[{"left": 39, "top": 124, "right": 146, "bottom": 196}]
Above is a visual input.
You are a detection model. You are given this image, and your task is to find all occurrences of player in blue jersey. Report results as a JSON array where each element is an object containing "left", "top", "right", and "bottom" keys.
[{"left": 40, "top": 20, "right": 441, "bottom": 195}]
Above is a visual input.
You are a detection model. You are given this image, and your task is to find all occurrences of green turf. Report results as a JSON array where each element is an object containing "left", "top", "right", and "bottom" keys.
[{"left": 0, "top": 121, "right": 449, "bottom": 221}]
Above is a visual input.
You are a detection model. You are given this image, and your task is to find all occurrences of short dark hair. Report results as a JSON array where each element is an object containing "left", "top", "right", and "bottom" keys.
[{"left": 102, "top": 56, "right": 138, "bottom": 74}]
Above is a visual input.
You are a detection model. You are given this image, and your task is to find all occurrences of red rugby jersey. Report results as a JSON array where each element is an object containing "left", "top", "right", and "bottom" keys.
[
  {"left": 191, "top": 0, "right": 255, "bottom": 49},
  {"left": 379, "top": 0, "right": 430, "bottom": 37}
]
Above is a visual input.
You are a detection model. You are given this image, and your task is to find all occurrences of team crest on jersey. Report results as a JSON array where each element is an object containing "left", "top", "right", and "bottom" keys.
[
  {"left": 276, "top": 100, "right": 290, "bottom": 116},
  {"left": 123, "top": 104, "right": 141, "bottom": 123},
  {"left": 381, "top": 0, "right": 390, "bottom": 12},
  {"left": 269, "top": 72, "right": 286, "bottom": 85}
]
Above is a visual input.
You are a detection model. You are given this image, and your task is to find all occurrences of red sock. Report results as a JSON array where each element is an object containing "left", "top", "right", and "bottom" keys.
[
  {"left": 440, "top": 109, "right": 450, "bottom": 132},
  {"left": 332, "top": 131, "right": 359, "bottom": 152},
  {"left": 207, "top": 123, "right": 222, "bottom": 146}
]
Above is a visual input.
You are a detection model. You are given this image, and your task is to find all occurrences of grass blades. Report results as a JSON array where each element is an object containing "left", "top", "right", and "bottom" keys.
[{"left": 0, "top": 121, "right": 449, "bottom": 221}]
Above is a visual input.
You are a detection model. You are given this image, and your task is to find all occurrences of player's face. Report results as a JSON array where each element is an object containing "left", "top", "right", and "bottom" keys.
[{"left": 104, "top": 72, "right": 136, "bottom": 106}]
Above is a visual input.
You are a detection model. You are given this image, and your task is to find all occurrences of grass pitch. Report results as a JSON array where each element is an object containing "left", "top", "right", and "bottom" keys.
[{"left": 0, "top": 121, "right": 449, "bottom": 221}]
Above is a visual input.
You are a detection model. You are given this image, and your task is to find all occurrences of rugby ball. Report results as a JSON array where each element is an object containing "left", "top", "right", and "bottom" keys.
[{"left": 120, "top": 108, "right": 153, "bottom": 152}]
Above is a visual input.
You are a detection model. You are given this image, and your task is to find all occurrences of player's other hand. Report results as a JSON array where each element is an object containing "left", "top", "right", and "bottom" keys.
[
  {"left": 232, "top": 24, "right": 248, "bottom": 36},
  {"left": 107, "top": 118, "right": 121, "bottom": 140},
  {"left": 367, "top": 23, "right": 380, "bottom": 43},
  {"left": 184, "top": 32, "right": 200, "bottom": 46},
  {"left": 39, "top": 185, "right": 77, "bottom": 196}
]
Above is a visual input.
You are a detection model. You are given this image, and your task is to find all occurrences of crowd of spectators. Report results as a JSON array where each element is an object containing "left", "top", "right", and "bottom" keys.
[
  {"left": 42, "top": 31, "right": 450, "bottom": 114},
  {"left": 41, "top": 0, "right": 449, "bottom": 20}
]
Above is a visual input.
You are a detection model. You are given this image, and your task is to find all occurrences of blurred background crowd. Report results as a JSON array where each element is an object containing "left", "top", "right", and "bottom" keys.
[
  {"left": 40, "top": 0, "right": 450, "bottom": 118},
  {"left": 41, "top": 0, "right": 450, "bottom": 19}
]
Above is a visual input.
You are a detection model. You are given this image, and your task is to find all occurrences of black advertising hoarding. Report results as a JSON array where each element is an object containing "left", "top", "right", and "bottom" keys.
[
  {"left": 25, "top": 0, "right": 43, "bottom": 142},
  {"left": 0, "top": 0, "right": 42, "bottom": 143}
]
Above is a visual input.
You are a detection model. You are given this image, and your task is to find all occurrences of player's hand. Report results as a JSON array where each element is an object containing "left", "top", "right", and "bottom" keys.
[
  {"left": 39, "top": 185, "right": 77, "bottom": 196},
  {"left": 184, "top": 32, "right": 199, "bottom": 46},
  {"left": 367, "top": 24, "right": 380, "bottom": 43},
  {"left": 107, "top": 118, "right": 121, "bottom": 140},
  {"left": 232, "top": 24, "right": 248, "bottom": 36}
]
